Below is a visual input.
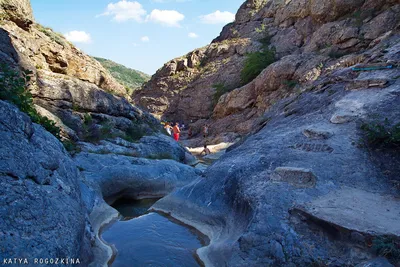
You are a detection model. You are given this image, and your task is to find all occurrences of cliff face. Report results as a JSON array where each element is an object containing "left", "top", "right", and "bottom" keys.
[
  {"left": 0, "top": 1, "right": 165, "bottom": 143},
  {"left": 0, "top": 1, "right": 197, "bottom": 264},
  {"left": 0, "top": 0, "right": 33, "bottom": 28},
  {"left": 134, "top": 0, "right": 400, "bottom": 142},
  {"left": 134, "top": 0, "right": 400, "bottom": 266}
]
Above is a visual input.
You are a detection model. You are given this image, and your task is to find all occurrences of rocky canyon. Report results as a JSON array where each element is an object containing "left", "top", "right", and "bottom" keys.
[{"left": 0, "top": 0, "right": 399, "bottom": 266}]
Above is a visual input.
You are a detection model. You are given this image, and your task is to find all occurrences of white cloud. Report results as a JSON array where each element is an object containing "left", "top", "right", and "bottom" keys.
[
  {"left": 98, "top": 0, "right": 146, "bottom": 22},
  {"left": 141, "top": 36, "right": 150, "bottom": 42},
  {"left": 64, "top": 31, "right": 92, "bottom": 43},
  {"left": 188, "top": 32, "right": 198, "bottom": 38},
  {"left": 152, "top": 0, "right": 191, "bottom": 2},
  {"left": 147, "top": 9, "right": 184, "bottom": 27},
  {"left": 199, "top": 10, "right": 235, "bottom": 24}
]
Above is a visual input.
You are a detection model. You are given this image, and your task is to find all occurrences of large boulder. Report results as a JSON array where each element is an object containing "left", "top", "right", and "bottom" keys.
[
  {"left": 74, "top": 152, "right": 201, "bottom": 204},
  {"left": 78, "top": 134, "right": 192, "bottom": 163},
  {"left": 0, "top": 100, "right": 93, "bottom": 264}
]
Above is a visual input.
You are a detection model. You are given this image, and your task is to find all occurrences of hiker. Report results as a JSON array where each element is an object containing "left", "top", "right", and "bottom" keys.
[
  {"left": 203, "top": 124, "right": 209, "bottom": 138},
  {"left": 164, "top": 122, "right": 173, "bottom": 136},
  {"left": 172, "top": 122, "right": 181, "bottom": 141},
  {"left": 200, "top": 145, "right": 211, "bottom": 156}
]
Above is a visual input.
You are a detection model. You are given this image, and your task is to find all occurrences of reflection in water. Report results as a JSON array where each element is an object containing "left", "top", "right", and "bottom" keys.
[{"left": 102, "top": 199, "right": 206, "bottom": 267}]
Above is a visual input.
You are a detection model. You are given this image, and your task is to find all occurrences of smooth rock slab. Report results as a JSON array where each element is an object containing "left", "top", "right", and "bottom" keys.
[
  {"left": 272, "top": 167, "right": 317, "bottom": 188},
  {"left": 295, "top": 187, "right": 400, "bottom": 237}
]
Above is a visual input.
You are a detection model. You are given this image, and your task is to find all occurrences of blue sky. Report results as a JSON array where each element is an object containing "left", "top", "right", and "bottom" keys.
[{"left": 30, "top": 0, "right": 244, "bottom": 75}]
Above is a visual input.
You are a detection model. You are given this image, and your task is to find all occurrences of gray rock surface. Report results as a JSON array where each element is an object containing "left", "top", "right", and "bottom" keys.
[
  {"left": 135, "top": 0, "right": 400, "bottom": 144},
  {"left": 0, "top": 100, "right": 93, "bottom": 265},
  {"left": 74, "top": 152, "right": 201, "bottom": 204},
  {"left": 78, "top": 133, "right": 190, "bottom": 163},
  {"left": 153, "top": 51, "right": 400, "bottom": 266},
  {"left": 294, "top": 187, "right": 400, "bottom": 236}
]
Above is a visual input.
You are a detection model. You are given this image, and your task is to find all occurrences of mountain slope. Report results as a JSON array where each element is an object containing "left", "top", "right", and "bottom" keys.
[
  {"left": 134, "top": 0, "right": 400, "bottom": 145},
  {"left": 93, "top": 57, "right": 150, "bottom": 94},
  {"left": 136, "top": 0, "right": 400, "bottom": 266}
]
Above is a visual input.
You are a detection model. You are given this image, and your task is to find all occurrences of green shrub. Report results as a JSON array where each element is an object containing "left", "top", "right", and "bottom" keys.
[
  {"left": 372, "top": 236, "right": 400, "bottom": 262},
  {"left": 212, "top": 83, "right": 234, "bottom": 104},
  {"left": 123, "top": 124, "right": 146, "bottom": 142},
  {"left": 283, "top": 80, "right": 298, "bottom": 88},
  {"left": 37, "top": 25, "right": 67, "bottom": 47},
  {"left": 360, "top": 119, "right": 400, "bottom": 147},
  {"left": 81, "top": 115, "right": 115, "bottom": 143},
  {"left": 240, "top": 47, "right": 275, "bottom": 85},
  {"left": 62, "top": 140, "right": 81, "bottom": 154},
  {"left": 0, "top": 64, "right": 61, "bottom": 139}
]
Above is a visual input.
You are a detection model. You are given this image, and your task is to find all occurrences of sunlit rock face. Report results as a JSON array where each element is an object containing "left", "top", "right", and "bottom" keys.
[
  {"left": 0, "top": 0, "right": 162, "bottom": 143},
  {"left": 135, "top": 0, "right": 400, "bottom": 144},
  {"left": 0, "top": 0, "right": 34, "bottom": 28}
]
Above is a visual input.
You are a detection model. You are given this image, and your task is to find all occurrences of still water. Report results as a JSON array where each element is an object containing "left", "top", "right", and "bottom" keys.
[{"left": 102, "top": 198, "right": 206, "bottom": 267}]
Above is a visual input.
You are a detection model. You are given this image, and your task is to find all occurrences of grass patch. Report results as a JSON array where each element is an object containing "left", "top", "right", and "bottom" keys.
[
  {"left": 37, "top": 25, "right": 68, "bottom": 47},
  {"left": 360, "top": 119, "right": 400, "bottom": 148},
  {"left": 0, "top": 64, "right": 61, "bottom": 139}
]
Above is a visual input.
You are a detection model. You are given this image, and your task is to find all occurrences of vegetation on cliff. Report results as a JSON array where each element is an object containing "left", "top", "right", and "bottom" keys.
[
  {"left": 94, "top": 57, "right": 150, "bottom": 94},
  {"left": 240, "top": 37, "right": 275, "bottom": 85},
  {"left": 0, "top": 64, "right": 60, "bottom": 138}
]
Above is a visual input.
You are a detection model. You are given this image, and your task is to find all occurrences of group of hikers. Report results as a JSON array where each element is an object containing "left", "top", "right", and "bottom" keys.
[
  {"left": 163, "top": 121, "right": 211, "bottom": 156},
  {"left": 163, "top": 122, "right": 182, "bottom": 141}
]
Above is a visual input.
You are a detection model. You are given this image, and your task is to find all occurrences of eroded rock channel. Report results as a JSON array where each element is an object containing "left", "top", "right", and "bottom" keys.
[{"left": 102, "top": 198, "right": 208, "bottom": 267}]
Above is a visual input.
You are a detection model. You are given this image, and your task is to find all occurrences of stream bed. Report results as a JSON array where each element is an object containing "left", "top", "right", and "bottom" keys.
[{"left": 102, "top": 198, "right": 207, "bottom": 267}]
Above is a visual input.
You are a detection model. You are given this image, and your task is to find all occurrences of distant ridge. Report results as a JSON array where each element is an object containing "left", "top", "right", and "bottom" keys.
[{"left": 93, "top": 57, "right": 150, "bottom": 94}]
